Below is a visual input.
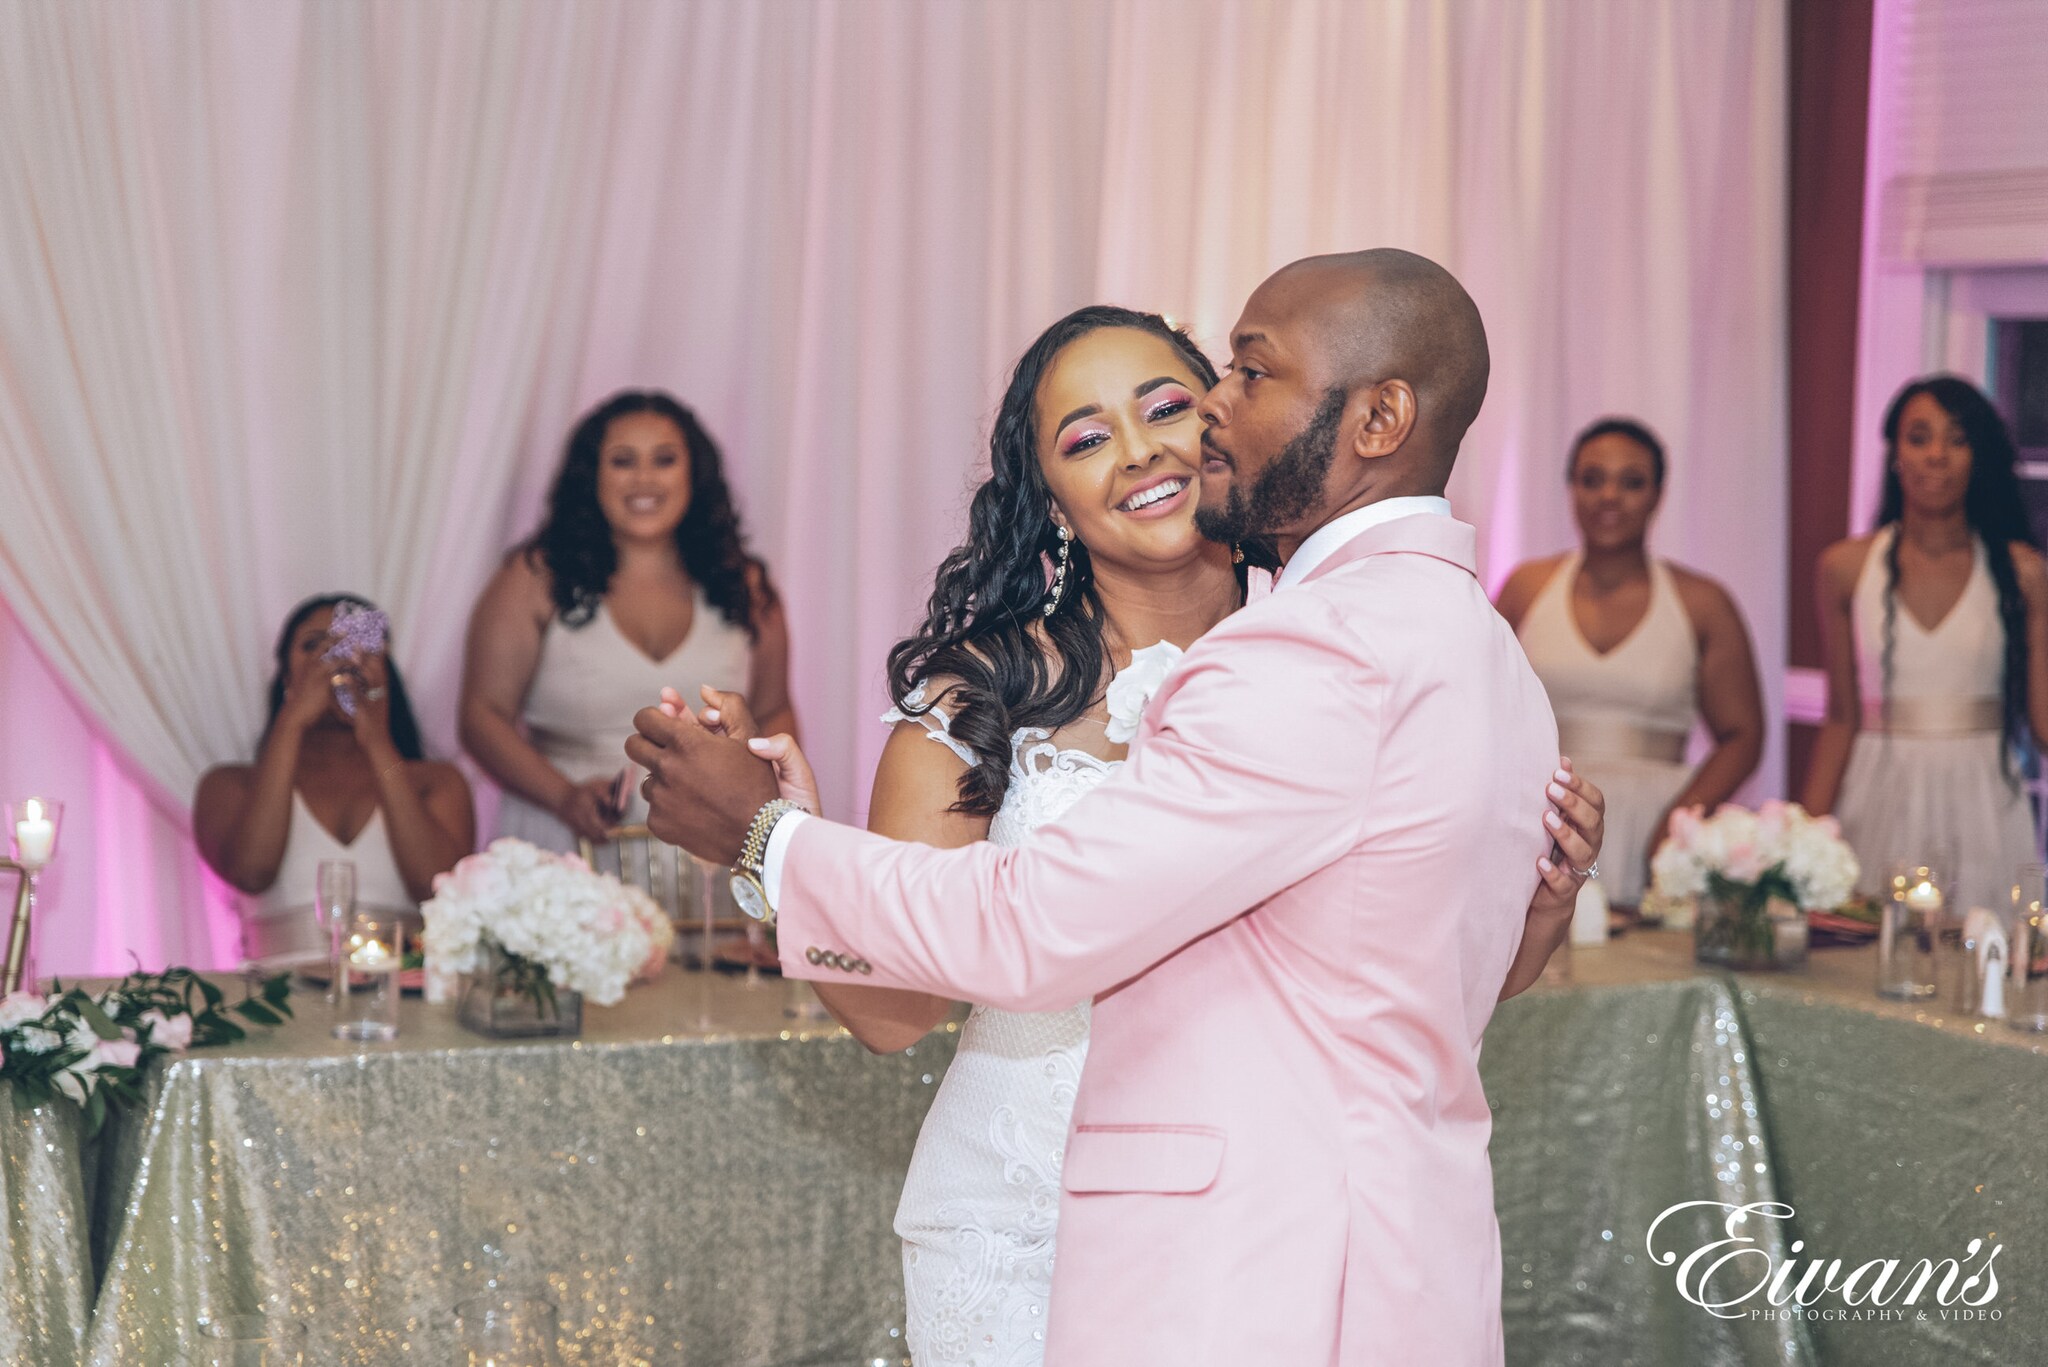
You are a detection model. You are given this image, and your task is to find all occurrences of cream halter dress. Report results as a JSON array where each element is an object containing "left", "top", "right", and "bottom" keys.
[
  {"left": 1516, "top": 553, "right": 1699, "bottom": 905},
  {"left": 1834, "top": 526, "right": 2037, "bottom": 918},
  {"left": 496, "top": 592, "right": 752, "bottom": 853},
  {"left": 243, "top": 791, "right": 415, "bottom": 964}
]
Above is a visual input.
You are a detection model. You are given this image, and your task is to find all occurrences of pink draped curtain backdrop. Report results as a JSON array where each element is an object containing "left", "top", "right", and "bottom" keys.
[{"left": 0, "top": 0, "right": 1787, "bottom": 975}]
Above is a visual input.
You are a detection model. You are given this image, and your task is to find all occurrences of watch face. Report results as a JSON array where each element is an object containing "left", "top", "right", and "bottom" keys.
[{"left": 730, "top": 874, "right": 769, "bottom": 921}]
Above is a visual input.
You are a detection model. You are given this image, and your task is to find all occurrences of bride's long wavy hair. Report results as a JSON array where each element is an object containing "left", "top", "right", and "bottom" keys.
[{"left": 886, "top": 305, "right": 1272, "bottom": 816}]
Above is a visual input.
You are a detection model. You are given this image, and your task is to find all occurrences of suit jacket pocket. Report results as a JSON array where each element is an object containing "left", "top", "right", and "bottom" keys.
[{"left": 1063, "top": 1124, "right": 1226, "bottom": 1195}]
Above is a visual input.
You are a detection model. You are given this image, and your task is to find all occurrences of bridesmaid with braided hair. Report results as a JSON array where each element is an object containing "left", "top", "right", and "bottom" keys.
[{"left": 1804, "top": 375, "right": 2048, "bottom": 917}]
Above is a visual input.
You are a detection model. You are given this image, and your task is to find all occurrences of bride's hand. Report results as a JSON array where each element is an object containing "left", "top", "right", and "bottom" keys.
[
  {"left": 1534, "top": 758, "right": 1604, "bottom": 910},
  {"left": 675, "top": 685, "right": 759, "bottom": 742},
  {"left": 745, "top": 733, "right": 821, "bottom": 817}
]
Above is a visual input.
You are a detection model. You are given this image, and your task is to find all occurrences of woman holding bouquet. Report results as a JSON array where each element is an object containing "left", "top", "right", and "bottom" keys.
[
  {"left": 460, "top": 391, "right": 793, "bottom": 853},
  {"left": 1803, "top": 375, "right": 2048, "bottom": 917},
  {"left": 195, "top": 595, "right": 475, "bottom": 962}
]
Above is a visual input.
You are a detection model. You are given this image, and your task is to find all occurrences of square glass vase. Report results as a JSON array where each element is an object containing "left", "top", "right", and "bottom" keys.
[
  {"left": 1693, "top": 886, "right": 1809, "bottom": 973},
  {"left": 457, "top": 942, "right": 583, "bottom": 1038}
]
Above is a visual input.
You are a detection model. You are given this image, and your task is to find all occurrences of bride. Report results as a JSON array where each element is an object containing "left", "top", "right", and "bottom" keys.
[{"left": 692, "top": 305, "right": 1604, "bottom": 1365}]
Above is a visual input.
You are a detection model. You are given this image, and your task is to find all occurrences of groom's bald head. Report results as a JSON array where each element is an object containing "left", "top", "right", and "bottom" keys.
[
  {"left": 1268, "top": 249, "right": 1489, "bottom": 485},
  {"left": 1193, "top": 248, "right": 1488, "bottom": 546}
]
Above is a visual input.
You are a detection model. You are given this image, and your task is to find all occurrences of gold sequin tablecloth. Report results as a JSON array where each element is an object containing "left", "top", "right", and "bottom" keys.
[
  {"left": 76, "top": 972, "right": 956, "bottom": 1367},
  {"left": 11, "top": 935, "right": 2047, "bottom": 1366},
  {"left": 0, "top": 1088, "right": 94, "bottom": 1367},
  {"left": 1488, "top": 932, "right": 2048, "bottom": 1367}
]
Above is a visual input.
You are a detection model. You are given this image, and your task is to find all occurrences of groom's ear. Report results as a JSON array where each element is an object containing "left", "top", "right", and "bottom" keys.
[{"left": 1348, "top": 379, "right": 1417, "bottom": 462}]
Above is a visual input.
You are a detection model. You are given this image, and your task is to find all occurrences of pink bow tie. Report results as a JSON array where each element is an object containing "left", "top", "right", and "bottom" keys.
[{"left": 1245, "top": 567, "right": 1275, "bottom": 604}]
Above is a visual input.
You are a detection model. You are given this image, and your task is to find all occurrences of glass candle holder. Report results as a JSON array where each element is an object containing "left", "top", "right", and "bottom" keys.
[
  {"left": 1877, "top": 860, "right": 1949, "bottom": 1001},
  {"left": 2010, "top": 864, "right": 2048, "bottom": 1033},
  {"left": 331, "top": 910, "right": 405, "bottom": 1043},
  {"left": 4, "top": 797, "right": 63, "bottom": 994}
]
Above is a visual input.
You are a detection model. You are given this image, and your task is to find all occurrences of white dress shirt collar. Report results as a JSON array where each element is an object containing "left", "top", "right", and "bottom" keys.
[{"left": 1273, "top": 495, "right": 1452, "bottom": 591}]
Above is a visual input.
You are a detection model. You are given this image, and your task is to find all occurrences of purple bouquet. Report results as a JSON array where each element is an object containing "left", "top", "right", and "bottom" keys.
[{"left": 323, "top": 603, "right": 388, "bottom": 718}]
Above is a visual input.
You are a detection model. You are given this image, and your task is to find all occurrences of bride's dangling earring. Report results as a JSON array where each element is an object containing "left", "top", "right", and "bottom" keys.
[
  {"left": 1232, "top": 543, "right": 1245, "bottom": 565},
  {"left": 1043, "top": 524, "right": 1073, "bottom": 617}
]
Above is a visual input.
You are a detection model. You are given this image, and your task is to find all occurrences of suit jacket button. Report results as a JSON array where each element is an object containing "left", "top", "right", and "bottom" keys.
[
  {"left": 833, "top": 953, "right": 853, "bottom": 972},
  {"left": 854, "top": 959, "right": 872, "bottom": 975},
  {"left": 805, "top": 947, "right": 824, "bottom": 965}
]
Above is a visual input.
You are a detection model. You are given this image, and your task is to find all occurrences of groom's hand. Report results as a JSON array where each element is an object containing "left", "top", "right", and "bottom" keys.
[{"left": 626, "top": 703, "right": 779, "bottom": 866}]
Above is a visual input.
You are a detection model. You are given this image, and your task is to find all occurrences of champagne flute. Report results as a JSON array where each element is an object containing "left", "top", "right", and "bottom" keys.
[{"left": 314, "top": 860, "right": 356, "bottom": 1002}]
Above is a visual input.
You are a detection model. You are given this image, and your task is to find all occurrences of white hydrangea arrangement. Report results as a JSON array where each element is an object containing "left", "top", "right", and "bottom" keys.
[
  {"left": 421, "top": 839, "right": 673, "bottom": 1009},
  {"left": 1652, "top": 801, "right": 1860, "bottom": 963},
  {"left": 1652, "top": 800, "right": 1860, "bottom": 911}
]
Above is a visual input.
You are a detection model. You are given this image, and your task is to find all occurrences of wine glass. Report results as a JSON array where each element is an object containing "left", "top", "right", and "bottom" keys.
[{"left": 314, "top": 860, "right": 356, "bottom": 1003}]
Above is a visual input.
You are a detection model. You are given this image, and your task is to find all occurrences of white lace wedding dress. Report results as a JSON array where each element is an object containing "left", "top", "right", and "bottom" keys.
[{"left": 883, "top": 685, "right": 1119, "bottom": 1366}]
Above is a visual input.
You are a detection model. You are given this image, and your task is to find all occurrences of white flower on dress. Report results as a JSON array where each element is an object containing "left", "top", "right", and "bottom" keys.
[{"left": 1104, "top": 641, "right": 1185, "bottom": 744}]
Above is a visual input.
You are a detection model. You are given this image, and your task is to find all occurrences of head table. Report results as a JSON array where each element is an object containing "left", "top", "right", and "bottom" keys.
[{"left": 2, "top": 933, "right": 2042, "bottom": 1366}]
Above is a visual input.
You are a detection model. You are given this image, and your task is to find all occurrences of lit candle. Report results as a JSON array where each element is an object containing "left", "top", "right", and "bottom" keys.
[
  {"left": 13, "top": 798, "right": 54, "bottom": 870},
  {"left": 349, "top": 936, "right": 393, "bottom": 970},
  {"left": 1903, "top": 878, "right": 1944, "bottom": 915}
]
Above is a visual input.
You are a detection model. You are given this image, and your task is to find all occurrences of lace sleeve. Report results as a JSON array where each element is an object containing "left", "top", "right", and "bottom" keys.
[{"left": 881, "top": 681, "right": 978, "bottom": 766}]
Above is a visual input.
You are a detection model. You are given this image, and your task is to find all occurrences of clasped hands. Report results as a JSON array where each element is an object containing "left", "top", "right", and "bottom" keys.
[{"left": 627, "top": 687, "right": 815, "bottom": 868}]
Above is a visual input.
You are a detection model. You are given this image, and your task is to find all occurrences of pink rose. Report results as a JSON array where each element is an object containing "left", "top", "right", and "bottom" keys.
[
  {"left": 1724, "top": 842, "right": 1770, "bottom": 885},
  {"left": 440, "top": 853, "right": 490, "bottom": 899},
  {"left": 636, "top": 941, "right": 669, "bottom": 983},
  {"left": 138, "top": 1009, "right": 194, "bottom": 1051},
  {"left": 92, "top": 1037, "right": 141, "bottom": 1070},
  {"left": 1665, "top": 807, "right": 1705, "bottom": 853}
]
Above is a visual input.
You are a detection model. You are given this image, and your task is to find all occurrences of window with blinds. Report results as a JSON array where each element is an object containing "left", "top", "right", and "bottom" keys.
[{"left": 1871, "top": 0, "right": 2048, "bottom": 267}]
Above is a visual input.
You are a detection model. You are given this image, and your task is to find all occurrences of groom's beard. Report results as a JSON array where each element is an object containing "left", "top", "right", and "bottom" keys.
[{"left": 1194, "top": 384, "right": 1345, "bottom": 545}]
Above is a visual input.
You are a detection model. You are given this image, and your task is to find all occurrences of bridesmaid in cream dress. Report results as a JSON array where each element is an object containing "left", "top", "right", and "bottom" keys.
[
  {"left": 461, "top": 391, "right": 794, "bottom": 854},
  {"left": 196, "top": 595, "right": 474, "bottom": 962},
  {"left": 1498, "top": 418, "right": 1764, "bottom": 908},
  {"left": 1804, "top": 376, "right": 2048, "bottom": 918}
]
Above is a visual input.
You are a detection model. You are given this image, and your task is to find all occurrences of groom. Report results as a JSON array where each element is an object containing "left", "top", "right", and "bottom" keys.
[{"left": 634, "top": 250, "right": 1574, "bottom": 1364}]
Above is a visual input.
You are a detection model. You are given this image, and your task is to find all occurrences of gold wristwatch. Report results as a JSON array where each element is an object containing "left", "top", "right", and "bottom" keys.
[{"left": 730, "top": 798, "right": 803, "bottom": 925}]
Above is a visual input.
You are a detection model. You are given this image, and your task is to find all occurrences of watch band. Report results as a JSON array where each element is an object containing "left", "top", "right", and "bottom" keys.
[{"left": 738, "top": 798, "right": 803, "bottom": 881}]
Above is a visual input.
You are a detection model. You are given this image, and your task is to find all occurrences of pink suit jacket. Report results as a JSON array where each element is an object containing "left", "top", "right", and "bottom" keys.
[{"left": 776, "top": 513, "right": 1558, "bottom": 1366}]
